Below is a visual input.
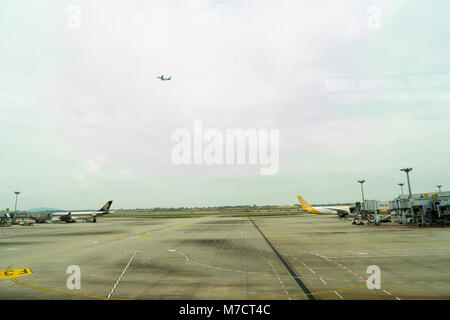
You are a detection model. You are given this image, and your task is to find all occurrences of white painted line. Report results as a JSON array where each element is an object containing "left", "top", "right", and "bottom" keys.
[
  {"left": 301, "top": 262, "right": 316, "bottom": 274},
  {"left": 334, "top": 291, "right": 344, "bottom": 300},
  {"left": 263, "top": 257, "right": 292, "bottom": 301},
  {"left": 320, "top": 278, "right": 327, "bottom": 284},
  {"left": 107, "top": 242, "right": 142, "bottom": 298}
]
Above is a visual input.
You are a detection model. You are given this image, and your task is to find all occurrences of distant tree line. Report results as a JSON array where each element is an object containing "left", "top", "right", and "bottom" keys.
[{"left": 125, "top": 204, "right": 296, "bottom": 212}]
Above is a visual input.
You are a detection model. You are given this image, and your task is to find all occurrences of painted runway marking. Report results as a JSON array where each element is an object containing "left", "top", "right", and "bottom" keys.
[
  {"left": 168, "top": 248, "right": 301, "bottom": 284},
  {"left": 334, "top": 291, "right": 344, "bottom": 300},
  {"left": 319, "top": 278, "right": 327, "bottom": 284},
  {"left": 13, "top": 279, "right": 133, "bottom": 300},
  {"left": 262, "top": 256, "right": 291, "bottom": 300},
  {"left": 311, "top": 252, "right": 367, "bottom": 281},
  {"left": 107, "top": 241, "right": 142, "bottom": 298},
  {"left": 310, "top": 251, "right": 402, "bottom": 300},
  {"left": 252, "top": 284, "right": 366, "bottom": 300},
  {"left": 248, "top": 217, "right": 315, "bottom": 300},
  {"left": 302, "top": 263, "right": 316, "bottom": 274},
  {"left": 252, "top": 282, "right": 450, "bottom": 300},
  {"left": 383, "top": 289, "right": 401, "bottom": 300},
  {"left": 169, "top": 248, "right": 257, "bottom": 275},
  {"left": 0, "top": 267, "right": 32, "bottom": 279}
]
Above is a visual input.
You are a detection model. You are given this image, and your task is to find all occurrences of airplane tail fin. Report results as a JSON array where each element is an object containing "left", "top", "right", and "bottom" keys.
[
  {"left": 297, "top": 196, "right": 321, "bottom": 214},
  {"left": 100, "top": 201, "right": 113, "bottom": 212},
  {"left": 297, "top": 196, "right": 313, "bottom": 212}
]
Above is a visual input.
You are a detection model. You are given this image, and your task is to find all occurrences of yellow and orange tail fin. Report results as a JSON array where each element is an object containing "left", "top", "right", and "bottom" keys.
[{"left": 297, "top": 196, "right": 321, "bottom": 214}]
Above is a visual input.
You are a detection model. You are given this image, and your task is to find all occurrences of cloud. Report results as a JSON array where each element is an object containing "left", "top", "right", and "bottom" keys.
[
  {"left": 83, "top": 155, "right": 106, "bottom": 173},
  {"left": 116, "top": 168, "right": 134, "bottom": 178}
]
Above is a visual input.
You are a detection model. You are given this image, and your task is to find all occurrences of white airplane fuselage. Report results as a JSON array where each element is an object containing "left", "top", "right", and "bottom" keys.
[
  {"left": 52, "top": 201, "right": 113, "bottom": 223},
  {"left": 298, "top": 196, "right": 351, "bottom": 216}
]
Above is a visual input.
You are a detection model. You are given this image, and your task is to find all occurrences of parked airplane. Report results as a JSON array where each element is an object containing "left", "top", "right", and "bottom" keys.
[
  {"left": 52, "top": 201, "right": 113, "bottom": 223},
  {"left": 297, "top": 196, "right": 351, "bottom": 217},
  {"left": 157, "top": 75, "right": 172, "bottom": 81}
]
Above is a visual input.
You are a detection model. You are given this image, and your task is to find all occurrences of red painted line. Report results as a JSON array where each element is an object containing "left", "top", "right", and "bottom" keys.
[
  {"left": 310, "top": 252, "right": 402, "bottom": 300},
  {"left": 383, "top": 289, "right": 402, "bottom": 300}
]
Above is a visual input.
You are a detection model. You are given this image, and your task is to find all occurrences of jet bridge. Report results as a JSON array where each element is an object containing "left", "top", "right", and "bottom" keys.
[
  {"left": 352, "top": 200, "right": 393, "bottom": 226},
  {"left": 352, "top": 192, "right": 450, "bottom": 227},
  {"left": 391, "top": 192, "right": 450, "bottom": 227},
  {"left": 0, "top": 212, "right": 12, "bottom": 227}
]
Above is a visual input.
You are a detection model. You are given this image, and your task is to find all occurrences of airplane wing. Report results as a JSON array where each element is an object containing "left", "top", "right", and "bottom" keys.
[
  {"left": 322, "top": 206, "right": 351, "bottom": 217},
  {"left": 324, "top": 206, "right": 349, "bottom": 213}
]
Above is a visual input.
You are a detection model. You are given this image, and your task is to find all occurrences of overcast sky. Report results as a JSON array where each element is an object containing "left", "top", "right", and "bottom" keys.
[{"left": 1, "top": 0, "right": 449, "bottom": 210}]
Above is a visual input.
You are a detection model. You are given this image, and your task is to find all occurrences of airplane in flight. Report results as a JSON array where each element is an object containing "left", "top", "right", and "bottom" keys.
[
  {"left": 157, "top": 75, "right": 172, "bottom": 81},
  {"left": 297, "top": 195, "right": 351, "bottom": 217},
  {"left": 51, "top": 201, "right": 113, "bottom": 223}
]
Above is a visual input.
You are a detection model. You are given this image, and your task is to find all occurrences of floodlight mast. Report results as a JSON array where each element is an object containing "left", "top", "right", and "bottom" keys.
[
  {"left": 357, "top": 180, "right": 366, "bottom": 203},
  {"left": 400, "top": 168, "right": 413, "bottom": 199},
  {"left": 13, "top": 191, "right": 21, "bottom": 212}
]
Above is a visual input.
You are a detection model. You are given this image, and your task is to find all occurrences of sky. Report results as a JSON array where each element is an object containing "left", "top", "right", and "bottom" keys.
[{"left": 0, "top": 0, "right": 449, "bottom": 210}]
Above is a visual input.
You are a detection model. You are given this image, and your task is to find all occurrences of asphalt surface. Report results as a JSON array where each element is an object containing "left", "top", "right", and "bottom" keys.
[{"left": 1, "top": 214, "right": 450, "bottom": 300}]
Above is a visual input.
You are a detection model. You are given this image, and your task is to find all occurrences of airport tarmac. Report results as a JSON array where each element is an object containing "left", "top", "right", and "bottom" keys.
[{"left": 1, "top": 214, "right": 450, "bottom": 300}]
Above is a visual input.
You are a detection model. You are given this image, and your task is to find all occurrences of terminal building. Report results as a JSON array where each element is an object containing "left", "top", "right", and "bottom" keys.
[{"left": 352, "top": 191, "right": 450, "bottom": 227}]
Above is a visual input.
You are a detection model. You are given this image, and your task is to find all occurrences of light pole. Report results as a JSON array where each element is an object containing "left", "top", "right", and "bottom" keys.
[
  {"left": 398, "top": 183, "right": 404, "bottom": 196},
  {"left": 400, "top": 168, "right": 413, "bottom": 199},
  {"left": 13, "top": 191, "right": 21, "bottom": 212},
  {"left": 357, "top": 180, "right": 366, "bottom": 203},
  {"left": 437, "top": 185, "right": 442, "bottom": 192}
]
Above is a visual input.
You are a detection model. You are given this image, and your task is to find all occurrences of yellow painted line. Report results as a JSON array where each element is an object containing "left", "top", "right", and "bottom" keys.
[
  {"left": 137, "top": 234, "right": 153, "bottom": 237},
  {"left": 386, "top": 282, "right": 450, "bottom": 287},
  {"left": 253, "top": 282, "right": 450, "bottom": 300},
  {"left": 181, "top": 224, "right": 190, "bottom": 226},
  {"left": 12, "top": 278, "right": 134, "bottom": 300},
  {"left": 251, "top": 284, "right": 366, "bottom": 300},
  {"left": 0, "top": 268, "right": 32, "bottom": 280},
  {"left": 107, "top": 235, "right": 127, "bottom": 238}
]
